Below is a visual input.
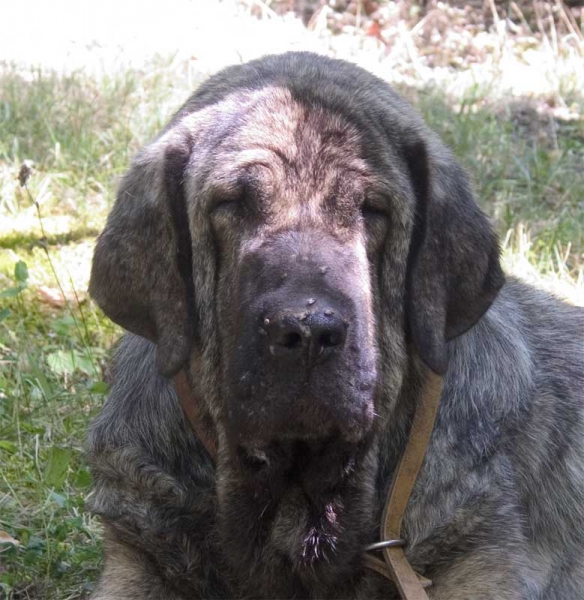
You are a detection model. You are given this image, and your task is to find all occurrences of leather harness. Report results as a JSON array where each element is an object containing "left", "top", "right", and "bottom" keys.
[{"left": 173, "top": 369, "right": 444, "bottom": 600}]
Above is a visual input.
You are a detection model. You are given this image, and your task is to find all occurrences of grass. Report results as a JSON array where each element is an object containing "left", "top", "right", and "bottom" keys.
[
  {"left": 0, "top": 63, "right": 169, "bottom": 600},
  {"left": 415, "top": 87, "right": 584, "bottom": 281},
  {"left": 1, "top": 16, "right": 583, "bottom": 600}
]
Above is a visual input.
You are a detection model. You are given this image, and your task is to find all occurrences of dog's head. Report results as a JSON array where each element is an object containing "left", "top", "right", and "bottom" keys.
[{"left": 90, "top": 53, "right": 504, "bottom": 590}]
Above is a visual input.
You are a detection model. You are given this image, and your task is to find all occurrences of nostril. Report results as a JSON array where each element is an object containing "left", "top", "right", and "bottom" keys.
[
  {"left": 318, "top": 331, "right": 342, "bottom": 348},
  {"left": 278, "top": 331, "right": 303, "bottom": 349},
  {"left": 264, "top": 307, "right": 348, "bottom": 359},
  {"left": 237, "top": 445, "right": 270, "bottom": 473}
]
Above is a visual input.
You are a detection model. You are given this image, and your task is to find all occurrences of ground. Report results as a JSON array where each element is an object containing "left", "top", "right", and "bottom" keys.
[{"left": 0, "top": 1, "right": 583, "bottom": 598}]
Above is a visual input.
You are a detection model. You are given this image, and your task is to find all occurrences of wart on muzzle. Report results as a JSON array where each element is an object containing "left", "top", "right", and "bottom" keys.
[{"left": 263, "top": 300, "right": 348, "bottom": 363}]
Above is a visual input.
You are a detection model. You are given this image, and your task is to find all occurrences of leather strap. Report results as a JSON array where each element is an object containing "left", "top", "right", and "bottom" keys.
[
  {"left": 173, "top": 368, "right": 444, "bottom": 600},
  {"left": 364, "top": 369, "right": 444, "bottom": 599},
  {"left": 362, "top": 554, "right": 432, "bottom": 589},
  {"left": 173, "top": 370, "right": 217, "bottom": 461}
]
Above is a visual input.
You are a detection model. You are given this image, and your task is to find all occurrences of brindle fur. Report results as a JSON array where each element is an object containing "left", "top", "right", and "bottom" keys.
[{"left": 87, "top": 52, "right": 584, "bottom": 599}]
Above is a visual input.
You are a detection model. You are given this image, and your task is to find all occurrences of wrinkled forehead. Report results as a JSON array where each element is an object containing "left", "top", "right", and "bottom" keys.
[
  {"left": 223, "top": 86, "right": 364, "bottom": 165},
  {"left": 176, "top": 86, "right": 373, "bottom": 214}
]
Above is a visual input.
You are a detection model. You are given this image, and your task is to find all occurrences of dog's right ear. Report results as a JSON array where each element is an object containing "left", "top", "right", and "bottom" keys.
[{"left": 90, "top": 132, "right": 196, "bottom": 377}]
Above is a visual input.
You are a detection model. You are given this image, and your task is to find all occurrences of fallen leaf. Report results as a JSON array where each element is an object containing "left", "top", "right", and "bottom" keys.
[
  {"left": 38, "top": 286, "right": 86, "bottom": 307},
  {"left": 38, "top": 286, "right": 66, "bottom": 307},
  {"left": 366, "top": 21, "right": 382, "bottom": 38},
  {"left": 0, "top": 531, "right": 20, "bottom": 546}
]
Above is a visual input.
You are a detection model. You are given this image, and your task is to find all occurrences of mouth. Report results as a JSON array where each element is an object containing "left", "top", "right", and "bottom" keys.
[
  {"left": 235, "top": 435, "right": 358, "bottom": 489},
  {"left": 226, "top": 374, "right": 378, "bottom": 447},
  {"left": 216, "top": 423, "right": 379, "bottom": 592},
  {"left": 218, "top": 347, "right": 379, "bottom": 583},
  {"left": 223, "top": 431, "right": 375, "bottom": 563}
]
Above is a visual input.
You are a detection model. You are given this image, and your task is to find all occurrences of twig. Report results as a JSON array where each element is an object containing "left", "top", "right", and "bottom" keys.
[
  {"left": 510, "top": 2, "right": 533, "bottom": 34},
  {"left": 23, "top": 182, "right": 100, "bottom": 377},
  {"left": 533, "top": 0, "right": 553, "bottom": 54},
  {"left": 554, "top": 0, "right": 584, "bottom": 43},
  {"left": 487, "top": 0, "right": 500, "bottom": 27}
]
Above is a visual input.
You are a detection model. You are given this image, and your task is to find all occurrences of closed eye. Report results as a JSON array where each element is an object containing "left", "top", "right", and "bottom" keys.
[
  {"left": 212, "top": 198, "right": 240, "bottom": 213},
  {"left": 209, "top": 190, "right": 245, "bottom": 217},
  {"left": 361, "top": 203, "right": 387, "bottom": 220}
]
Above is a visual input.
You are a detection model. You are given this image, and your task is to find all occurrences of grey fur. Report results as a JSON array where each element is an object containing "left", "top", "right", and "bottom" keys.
[{"left": 87, "top": 52, "right": 584, "bottom": 599}]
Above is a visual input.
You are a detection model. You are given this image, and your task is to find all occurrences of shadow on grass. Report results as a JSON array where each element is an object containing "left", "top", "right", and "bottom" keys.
[
  {"left": 0, "top": 227, "right": 101, "bottom": 251},
  {"left": 404, "top": 86, "right": 584, "bottom": 261}
]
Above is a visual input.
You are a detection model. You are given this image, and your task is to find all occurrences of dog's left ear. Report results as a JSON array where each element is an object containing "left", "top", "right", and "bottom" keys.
[{"left": 404, "top": 135, "right": 505, "bottom": 375}]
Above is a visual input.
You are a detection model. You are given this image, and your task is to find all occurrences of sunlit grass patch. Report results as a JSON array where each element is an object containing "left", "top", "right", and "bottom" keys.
[
  {"left": 502, "top": 223, "right": 583, "bottom": 307},
  {"left": 0, "top": 57, "right": 198, "bottom": 237},
  {"left": 0, "top": 60, "right": 159, "bottom": 599}
]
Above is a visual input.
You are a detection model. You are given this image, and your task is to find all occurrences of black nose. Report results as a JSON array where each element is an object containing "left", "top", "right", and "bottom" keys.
[{"left": 265, "top": 308, "right": 347, "bottom": 362}]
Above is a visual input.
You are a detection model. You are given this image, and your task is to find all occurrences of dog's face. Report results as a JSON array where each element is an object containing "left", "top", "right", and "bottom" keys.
[
  {"left": 90, "top": 54, "right": 504, "bottom": 593},
  {"left": 213, "top": 91, "right": 378, "bottom": 447}
]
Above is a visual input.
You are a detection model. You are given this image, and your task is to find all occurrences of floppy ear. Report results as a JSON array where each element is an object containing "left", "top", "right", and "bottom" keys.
[
  {"left": 89, "top": 133, "right": 196, "bottom": 377},
  {"left": 404, "top": 136, "right": 505, "bottom": 375}
]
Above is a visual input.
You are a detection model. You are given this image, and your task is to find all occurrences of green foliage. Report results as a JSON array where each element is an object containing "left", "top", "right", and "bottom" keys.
[
  {"left": 0, "top": 261, "right": 29, "bottom": 303},
  {"left": 0, "top": 255, "right": 113, "bottom": 598},
  {"left": 415, "top": 90, "right": 584, "bottom": 260}
]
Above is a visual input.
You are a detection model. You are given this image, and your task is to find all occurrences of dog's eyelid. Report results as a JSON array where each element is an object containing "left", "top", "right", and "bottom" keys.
[
  {"left": 209, "top": 198, "right": 239, "bottom": 214},
  {"left": 209, "top": 189, "right": 246, "bottom": 215},
  {"left": 361, "top": 200, "right": 387, "bottom": 219},
  {"left": 217, "top": 194, "right": 241, "bottom": 206}
]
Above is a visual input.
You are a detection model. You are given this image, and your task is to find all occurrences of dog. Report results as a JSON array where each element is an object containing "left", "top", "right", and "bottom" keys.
[{"left": 86, "top": 52, "right": 584, "bottom": 599}]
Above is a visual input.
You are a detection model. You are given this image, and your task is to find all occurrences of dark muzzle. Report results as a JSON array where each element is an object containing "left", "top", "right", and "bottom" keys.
[{"left": 226, "top": 230, "right": 377, "bottom": 448}]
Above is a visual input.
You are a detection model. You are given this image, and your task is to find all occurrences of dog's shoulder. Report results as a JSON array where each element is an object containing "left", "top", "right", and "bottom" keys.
[
  {"left": 405, "top": 278, "right": 584, "bottom": 590},
  {"left": 86, "top": 334, "right": 222, "bottom": 596},
  {"left": 486, "top": 277, "right": 583, "bottom": 383},
  {"left": 438, "top": 277, "right": 583, "bottom": 459},
  {"left": 452, "top": 276, "right": 583, "bottom": 391}
]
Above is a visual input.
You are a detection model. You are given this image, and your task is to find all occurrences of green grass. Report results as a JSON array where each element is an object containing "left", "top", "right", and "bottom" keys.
[
  {"left": 416, "top": 88, "right": 584, "bottom": 262},
  {"left": 395, "top": 83, "right": 583, "bottom": 303},
  {"left": 0, "top": 62, "right": 167, "bottom": 600},
  {"left": 1, "top": 51, "right": 583, "bottom": 599},
  {"left": 0, "top": 267, "right": 111, "bottom": 599}
]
